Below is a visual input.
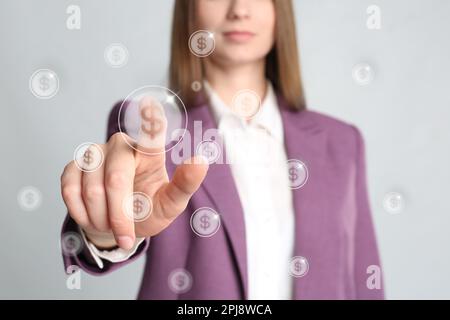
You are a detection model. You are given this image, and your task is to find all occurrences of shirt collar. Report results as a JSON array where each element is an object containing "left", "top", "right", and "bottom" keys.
[{"left": 203, "top": 80, "right": 284, "bottom": 144}]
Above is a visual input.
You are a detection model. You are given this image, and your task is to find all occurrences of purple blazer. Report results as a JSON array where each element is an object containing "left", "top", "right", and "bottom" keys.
[{"left": 61, "top": 93, "right": 384, "bottom": 300}]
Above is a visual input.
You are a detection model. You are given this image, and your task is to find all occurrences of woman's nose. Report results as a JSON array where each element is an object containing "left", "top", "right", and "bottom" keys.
[{"left": 227, "top": 0, "right": 251, "bottom": 20}]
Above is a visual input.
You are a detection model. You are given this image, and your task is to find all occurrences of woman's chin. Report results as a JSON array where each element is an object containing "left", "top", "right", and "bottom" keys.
[{"left": 213, "top": 52, "right": 266, "bottom": 67}]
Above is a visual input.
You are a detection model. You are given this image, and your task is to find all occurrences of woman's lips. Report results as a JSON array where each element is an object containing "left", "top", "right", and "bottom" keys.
[{"left": 223, "top": 31, "right": 255, "bottom": 43}]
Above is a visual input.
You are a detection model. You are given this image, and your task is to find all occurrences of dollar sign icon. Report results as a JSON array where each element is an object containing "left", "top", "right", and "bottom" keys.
[
  {"left": 202, "top": 144, "right": 214, "bottom": 159},
  {"left": 62, "top": 233, "right": 82, "bottom": 256},
  {"left": 30, "top": 69, "right": 59, "bottom": 99},
  {"left": 18, "top": 186, "right": 42, "bottom": 211},
  {"left": 289, "top": 167, "right": 298, "bottom": 183},
  {"left": 39, "top": 76, "right": 50, "bottom": 92},
  {"left": 383, "top": 192, "right": 403, "bottom": 214},
  {"left": 112, "top": 48, "right": 121, "bottom": 63},
  {"left": 83, "top": 149, "right": 93, "bottom": 166},
  {"left": 191, "top": 208, "right": 220, "bottom": 237},
  {"left": 287, "top": 160, "right": 308, "bottom": 189},
  {"left": 105, "top": 44, "right": 128, "bottom": 68},
  {"left": 241, "top": 96, "right": 252, "bottom": 113},
  {"left": 290, "top": 256, "right": 309, "bottom": 278},
  {"left": 200, "top": 214, "right": 210, "bottom": 230},
  {"left": 189, "top": 31, "right": 215, "bottom": 57},
  {"left": 133, "top": 198, "right": 143, "bottom": 215},
  {"left": 196, "top": 141, "right": 220, "bottom": 165},
  {"left": 169, "top": 269, "right": 192, "bottom": 294},
  {"left": 75, "top": 143, "right": 104, "bottom": 173},
  {"left": 141, "top": 106, "right": 163, "bottom": 139},
  {"left": 66, "top": 237, "right": 76, "bottom": 251},
  {"left": 232, "top": 90, "right": 261, "bottom": 119},
  {"left": 295, "top": 261, "right": 302, "bottom": 273},
  {"left": 26, "top": 192, "right": 34, "bottom": 205},
  {"left": 389, "top": 197, "right": 398, "bottom": 209},
  {"left": 176, "top": 274, "right": 185, "bottom": 288},
  {"left": 125, "top": 192, "right": 152, "bottom": 222},
  {"left": 197, "top": 36, "right": 207, "bottom": 51},
  {"left": 352, "top": 63, "right": 373, "bottom": 85}
]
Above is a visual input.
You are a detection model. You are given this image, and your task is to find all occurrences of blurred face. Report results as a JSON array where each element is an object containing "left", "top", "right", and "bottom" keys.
[{"left": 195, "top": 0, "right": 276, "bottom": 66}]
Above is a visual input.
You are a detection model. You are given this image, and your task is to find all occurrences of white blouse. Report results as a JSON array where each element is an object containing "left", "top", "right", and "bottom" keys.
[{"left": 204, "top": 80, "right": 295, "bottom": 300}]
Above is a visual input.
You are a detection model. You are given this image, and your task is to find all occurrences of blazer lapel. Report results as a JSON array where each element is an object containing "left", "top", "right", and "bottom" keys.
[
  {"left": 188, "top": 94, "right": 328, "bottom": 300},
  {"left": 187, "top": 102, "right": 249, "bottom": 299},
  {"left": 278, "top": 96, "right": 329, "bottom": 299}
]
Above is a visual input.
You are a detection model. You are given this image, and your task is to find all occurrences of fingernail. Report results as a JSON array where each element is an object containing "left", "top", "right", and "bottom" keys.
[{"left": 117, "top": 236, "right": 134, "bottom": 250}]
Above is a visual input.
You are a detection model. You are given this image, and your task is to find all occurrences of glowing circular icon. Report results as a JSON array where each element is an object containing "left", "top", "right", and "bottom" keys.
[
  {"left": 168, "top": 268, "right": 193, "bottom": 294},
  {"left": 191, "top": 81, "right": 203, "bottom": 92},
  {"left": 17, "top": 186, "right": 42, "bottom": 211},
  {"left": 383, "top": 192, "right": 405, "bottom": 214},
  {"left": 61, "top": 232, "right": 83, "bottom": 257},
  {"left": 123, "top": 192, "right": 153, "bottom": 222},
  {"left": 232, "top": 89, "right": 261, "bottom": 120},
  {"left": 104, "top": 43, "right": 129, "bottom": 68},
  {"left": 289, "top": 256, "right": 309, "bottom": 278},
  {"left": 287, "top": 159, "right": 309, "bottom": 189},
  {"left": 352, "top": 62, "right": 374, "bottom": 85},
  {"left": 29, "top": 69, "right": 59, "bottom": 99},
  {"left": 73, "top": 142, "right": 104, "bottom": 173},
  {"left": 118, "top": 85, "right": 187, "bottom": 156},
  {"left": 190, "top": 207, "right": 221, "bottom": 238},
  {"left": 196, "top": 140, "right": 221, "bottom": 164},
  {"left": 189, "top": 30, "right": 215, "bottom": 57}
]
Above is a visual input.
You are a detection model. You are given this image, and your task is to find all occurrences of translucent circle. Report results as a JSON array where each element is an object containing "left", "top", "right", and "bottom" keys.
[
  {"left": 73, "top": 142, "right": 104, "bottom": 173},
  {"left": 383, "top": 192, "right": 405, "bottom": 214},
  {"left": 352, "top": 62, "right": 374, "bottom": 85},
  {"left": 190, "top": 207, "right": 221, "bottom": 238},
  {"left": 289, "top": 256, "right": 309, "bottom": 278},
  {"left": 29, "top": 69, "right": 59, "bottom": 99},
  {"left": 17, "top": 186, "right": 42, "bottom": 211},
  {"left": 168, "top": 268, "right": 193, "bottom": 294},
  {"left": 287, "top": 159, "right": 309, "bottom": 189},
  {"left": 191, "top": 81, "right": 202, "bottom": 92},
  {"left": 195, "top": 140, "right": 221, "bottom": 164},
  {"left": 231, "top": 89, "right": 261, "bottom": 120},
  {"left": 118, "top": 86, "right": 187, "bottom": 156},
  {"left": 104, "top": 43, "right": 129, "bottom": 68},
  {"left": 122, "top": 192, "right": 153, "bottom": 222},
  {"left": 189, "top": 30, "right": 215, "bottom": 57},
  {"left": 61, "top": 232, "right": 83, "bottom": 257}
]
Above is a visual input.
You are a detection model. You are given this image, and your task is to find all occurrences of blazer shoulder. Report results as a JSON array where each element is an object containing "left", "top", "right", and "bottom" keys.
[
  {"left": 303, "top": 109, "right": 362, "bottom": 140},
  {"left": 302, "top": 109, "right": 364, "bottom": 159}
]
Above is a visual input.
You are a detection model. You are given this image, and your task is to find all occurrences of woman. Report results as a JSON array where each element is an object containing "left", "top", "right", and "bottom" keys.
[{"left": 60, "top": 0, "right": 384, "bottom": 299}]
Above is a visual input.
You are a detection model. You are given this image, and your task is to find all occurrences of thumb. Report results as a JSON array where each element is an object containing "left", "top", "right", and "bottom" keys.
[{"left": 155, "top": 155, "right": 209, "bottom": 220}]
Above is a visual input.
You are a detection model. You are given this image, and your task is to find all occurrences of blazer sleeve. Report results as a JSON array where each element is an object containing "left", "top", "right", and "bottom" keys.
[
  {"left": 351, "top": 125, "right": 385, "bottom": 299},
  {"left": 61, "top": 101, "right": 150, "bottom": 276}
]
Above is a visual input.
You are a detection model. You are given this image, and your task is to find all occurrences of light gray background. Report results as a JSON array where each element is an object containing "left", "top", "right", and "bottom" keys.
[{"left": 1, "top": 0, "right": 449, "bottom": 299}]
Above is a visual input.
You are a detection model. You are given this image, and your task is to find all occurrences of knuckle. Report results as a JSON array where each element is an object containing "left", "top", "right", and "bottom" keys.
[
  {"left": 109, "top": 132, "right": 123, "bottom": 144},
  {"left": 61, "top": 184, "right": 80, "bottom": 203},
  {"left": 71, "top": 214, "right": 90, "bottom": 229},
  {"left": 60, "top": 162, "right": 74, "bottom": 183},
  {"left": 83, "top": 184, "right": 105, "bottom": 202},
  {"left": 109, "top": 216, "right": 129, "bottom": 231},
  {"left": 105, "top": 171, "right": 128, "bottom": 190},
  {"left": 90, "top": 219, "right": 110, "bottom": 232}
]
